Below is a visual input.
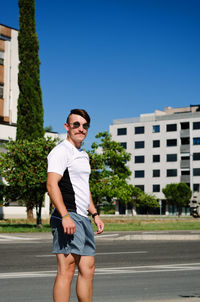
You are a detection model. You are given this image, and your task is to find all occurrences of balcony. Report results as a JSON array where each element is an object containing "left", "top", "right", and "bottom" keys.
[
  {"left": 180, "top": 145, "right": 190, "bottom": 153},
  {"left": 180, "top": 129, "right": 190, "bottom": 137},
  {"left": 180, "top": 159, "right": 190, "bottom": 169},
  {"left": 181, "top": 175, "right": 190, "bottom": 182}
]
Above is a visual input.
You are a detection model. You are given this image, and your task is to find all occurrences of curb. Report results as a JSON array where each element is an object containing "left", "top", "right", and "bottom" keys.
[{"left": 95, "top": 231, "right": 200, "bottom": 241}]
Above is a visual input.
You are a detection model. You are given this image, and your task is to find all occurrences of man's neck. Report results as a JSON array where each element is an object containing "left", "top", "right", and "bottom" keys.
[{"left": 67, "top": 137, "right": 82, "bottom": 149}]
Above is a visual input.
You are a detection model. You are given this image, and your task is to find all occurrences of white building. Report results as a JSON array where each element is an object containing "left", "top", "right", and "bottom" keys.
[
  {"left": 0, "top": 24, "right": 19, "bottom": 145},
  {"left": 0, "top": 24, "right": 58, "bottom": 145},
  {"left": 110, "top": 105, "right": 200, "bottom": 215},
  {"left": 0, "top": 24, "right": 57, "bottom": 219}
]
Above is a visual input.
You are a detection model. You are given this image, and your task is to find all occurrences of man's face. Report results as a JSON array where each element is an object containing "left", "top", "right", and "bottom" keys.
[{"left": 64, "top": 114, "right": 89, "bottom": 147}]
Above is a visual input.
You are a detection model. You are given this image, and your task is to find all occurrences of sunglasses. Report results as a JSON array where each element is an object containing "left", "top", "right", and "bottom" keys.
[{"left": 69, "top": 121, "right": 90, "bottom": 130}]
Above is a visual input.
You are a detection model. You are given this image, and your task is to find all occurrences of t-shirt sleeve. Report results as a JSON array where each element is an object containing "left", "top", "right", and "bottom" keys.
[{"left": 47, "top": 147, "right": 69, "bottom": 176}]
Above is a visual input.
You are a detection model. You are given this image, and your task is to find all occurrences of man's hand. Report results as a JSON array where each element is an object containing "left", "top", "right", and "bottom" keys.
[
  {"left": 62, "top": 216, "right": 76, "bottom": 234},
  {"left": 94, "top": 215, "right": 104, "bottom": 234}
]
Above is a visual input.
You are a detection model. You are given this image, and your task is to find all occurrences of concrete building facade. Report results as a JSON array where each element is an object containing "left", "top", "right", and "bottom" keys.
[
  {"left": 0, "top": 24, "right": 19, "bottom": 143},
  {"left": 0, "top": 24, "right": 57, "bottom": 219},
  {"left": 110, "top": 105, "right": 200, "bottom": 215}
]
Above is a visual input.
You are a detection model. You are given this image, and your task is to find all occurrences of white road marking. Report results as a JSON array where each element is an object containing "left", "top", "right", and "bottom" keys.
[
  {"left": 96, "top": 233, "right": 119, "bottom": 238},
  {"left": 0, "top": 234, "right": 39, "bottom": 241},
  {"left": 1, "top": 263, "right": 200, "bottom": 279},
  {"left": 96, "top": 251, "right": 148, "bottom": 255}
]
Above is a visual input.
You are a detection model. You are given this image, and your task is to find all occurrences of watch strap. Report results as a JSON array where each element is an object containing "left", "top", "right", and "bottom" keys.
[{"left": 92, "top": 212, "right": 99, "bottom": 218}]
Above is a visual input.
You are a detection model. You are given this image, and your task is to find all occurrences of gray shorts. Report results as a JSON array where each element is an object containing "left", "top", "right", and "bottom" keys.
[{"left": 50, "top": 212, "right": 96, "bottom": 256}]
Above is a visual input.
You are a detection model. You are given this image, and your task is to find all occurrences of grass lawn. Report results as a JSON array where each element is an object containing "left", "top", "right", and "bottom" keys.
[{"left": 0, "top": 216, "right": 200, "bottom": 233}]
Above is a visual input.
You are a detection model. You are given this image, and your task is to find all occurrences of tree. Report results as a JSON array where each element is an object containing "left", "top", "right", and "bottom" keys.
[
  {"left": 44, "top": 125, "right": 53, "bottom": 132},
  {"left": 88, "top": 131, "right": 159, "bottom": 214},
  {"left": 162, "top": 183, "right": 192, "bottom": 216},
  {"left": 137, "top": 192, "right": 159, "bottom": 214},
  {"left": 88, "top": 132, "right": 132, "bottom": 211},
  {"left": 17, "top": 0, "right": 44, "bottom": 140},
  {"left": 121, "top": 186, "right": 159, "bottom": 215},
  {"left": 0, "top": 138, "right": 57, "bottom": 225}
]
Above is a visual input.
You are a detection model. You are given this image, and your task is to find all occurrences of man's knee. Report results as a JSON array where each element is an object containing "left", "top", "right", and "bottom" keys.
[{"left": 78, "top": 256, "right": 95, "bottom": 279}]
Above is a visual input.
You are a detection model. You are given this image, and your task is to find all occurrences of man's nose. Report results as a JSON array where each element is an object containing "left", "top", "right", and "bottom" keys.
[{"left": 78, "top": 124, "right": 84, "bottom": 131}]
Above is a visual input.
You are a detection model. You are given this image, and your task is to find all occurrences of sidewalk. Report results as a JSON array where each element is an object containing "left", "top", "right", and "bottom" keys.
[{"left": 95, "top": 230, "right": 200, "bottom": 241}]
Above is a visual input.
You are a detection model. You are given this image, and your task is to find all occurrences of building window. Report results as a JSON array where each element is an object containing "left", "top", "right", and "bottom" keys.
[
  {"left": 167, "top": 169, "right": 177, "bottom": 177},
  {"left": 153, "top": 155, "right": 160, "bottom": 162},
  {"left": 153, "top": 125, "right": 160, "bottom": 133},
  {"left": 181, "top": 122, "right": 189, "bottom": 130},
  {"left": 135, "top": 170, "right": 145, "bottom": 178},
  {"left": 166, "top": 154, "right": 177, "bottom": 162},
  {"left": 135, "top": 185, "right": 144, "bottom": 191},
  {"left": 193, "top": 122, "right": 200, "bottom": 130},
  {"left": 153, "top": 140, "right": 160, "bottom": 148},
  {"left": 193, "top": 168, "right": 200, "bottom": 176},
  {"left": 135, "top": 141, "right": 145, "bottom": 149},
  {"left": 135, "top": 155, "right": 145, "bottom": 163},
  {"left": 181, "top": 170, "right": 190, "bottom": 176},
  {"left": 0, "top": 51, "right": 4, "bottom": 65},
  {"left": 153, "top": 184, "right": 160, "bottom": 192},
  {"left": 166, "top": 139, "right": 177, "bottom": 147},
  {"left": 153, "top": 170, "right": 160, "bottom": 177},
  {"left": 193, "top": 153, "right": 200, "bottom": 161},
  {"left": 0, "top": 83, "right": 3, "bottom": 99},
  {"left": 193, "top": 137, "right": 200, "bottom": 145},
  {"left": 193, "top": 184, "right": 200, "bottom": 192},
  {"left": 117, "top": 128, "right": 127, "bottom": 135},
  {"left": 181, "top": 137, "right": 190, "bottom": 145},
  {"left": 166, "top": 124, "right": 177, "bottom": 132},
  {"left": 135, "top": 126, "right": 144, "bottom": 134},
  {"left": 120, "top": 142, "right": 127, "bottom": 149}
]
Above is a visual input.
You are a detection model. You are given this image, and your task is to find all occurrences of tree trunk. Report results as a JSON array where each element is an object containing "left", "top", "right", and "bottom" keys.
[
  {"left": 27, "top": 207, "right": 34, "bottom": 221},
  {"left": 36, "top": 200, "right": 42, "bottom": 227},
  {"left": 178, "top": 206, "right": 182, "bottom": 217}
]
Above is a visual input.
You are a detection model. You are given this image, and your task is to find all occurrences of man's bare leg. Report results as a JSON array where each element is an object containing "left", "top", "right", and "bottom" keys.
[
  {"left": 53, "top": 253, "right": 76, "bottom": 302},
  {"left": 76, "top": 256, "right": 95, "bottom": 302}
]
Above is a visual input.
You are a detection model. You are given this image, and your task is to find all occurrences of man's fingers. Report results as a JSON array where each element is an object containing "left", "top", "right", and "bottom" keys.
[
  {"left": 96, "top": 222, "right": 104, "bottom": 234},
  {"left": 65, "top": 226, "right": 76, "bottom": 234}
]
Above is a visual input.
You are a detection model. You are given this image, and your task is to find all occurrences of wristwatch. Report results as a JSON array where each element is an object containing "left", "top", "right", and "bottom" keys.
[{"left": 92, "top": 212, "right": 99, "bottom": 218}]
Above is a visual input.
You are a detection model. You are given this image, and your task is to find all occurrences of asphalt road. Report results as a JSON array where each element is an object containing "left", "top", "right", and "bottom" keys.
[{"left": 0, "top": 233, "right": 200, "bottom": 302}]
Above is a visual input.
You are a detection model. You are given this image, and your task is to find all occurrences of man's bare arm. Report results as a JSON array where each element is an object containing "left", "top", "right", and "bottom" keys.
[
  {"left": 47, "top": 172, "right": 76, "bottom": 234},
  {"left": 88, "top": 192, "right": 104, "bottom": 234}
]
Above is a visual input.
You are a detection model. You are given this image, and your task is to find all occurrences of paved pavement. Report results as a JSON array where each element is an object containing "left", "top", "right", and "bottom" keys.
[
  {"left": 1, "top": 230, "right": 200, "bottom": 242},
  {"left": 1, "top": 234, "right": 200, "bottom": 301}
]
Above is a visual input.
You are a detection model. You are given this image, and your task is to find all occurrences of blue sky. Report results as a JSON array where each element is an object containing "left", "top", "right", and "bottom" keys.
[{"left": 1, "top": 0, "right": 200, "bottom": 149}]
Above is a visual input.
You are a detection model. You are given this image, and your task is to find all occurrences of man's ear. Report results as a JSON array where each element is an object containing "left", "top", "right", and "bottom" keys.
[{"left": 64, "top": 123, "right": 69, "bottom": 131}]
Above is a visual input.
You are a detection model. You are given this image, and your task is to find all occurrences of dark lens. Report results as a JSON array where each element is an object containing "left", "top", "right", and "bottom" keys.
[
  {"left": 73, "top": 122, "right": 80, "bottom": 128},
  {"left": 83, "top": 123, "right": 89, "bottom": 130}
]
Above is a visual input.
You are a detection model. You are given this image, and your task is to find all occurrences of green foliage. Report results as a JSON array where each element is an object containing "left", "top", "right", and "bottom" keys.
[
  {"left": 162, "top": 183, "right": 192, "bottom": 216},
  {"left": 88, "top": 132, "right": 132, "bottom": 208},
  {"left": 17, "top": 0, "right": 44, "bottom": 140},
  {"left": 131, "top": 186, "right": 159, "bottom": 208},
  {"left": 0, "top": 138, "right": 57, "bottom": 223},
  {"left": 44, "top": 125, "right": 53, "bottom": 132},
  {"left": 88, "top": 131, "right": 159, "bottom": 213}
]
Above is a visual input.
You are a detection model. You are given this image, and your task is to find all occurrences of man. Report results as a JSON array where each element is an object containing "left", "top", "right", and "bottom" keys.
[{"left": 47, "top": 109, "right": 104, "bottom": 302}]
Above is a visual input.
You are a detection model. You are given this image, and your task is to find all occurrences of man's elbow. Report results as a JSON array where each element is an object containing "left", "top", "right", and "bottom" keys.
[{"left": 46, "top": 179, "right": 54, "bottom": 194}]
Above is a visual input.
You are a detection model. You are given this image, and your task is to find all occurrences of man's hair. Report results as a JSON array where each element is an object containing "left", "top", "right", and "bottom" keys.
[{"left": 66, "top": 109, "right": 91, "bottom": 124}]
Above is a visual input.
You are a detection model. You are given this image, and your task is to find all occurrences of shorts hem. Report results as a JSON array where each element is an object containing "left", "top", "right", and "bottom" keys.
[{"left": 52, "top": 250, "right": 95, "bottom": 256}]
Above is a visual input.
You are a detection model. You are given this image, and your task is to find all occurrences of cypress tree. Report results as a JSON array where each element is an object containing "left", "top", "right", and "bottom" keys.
[{"left": 17, "top": 0, "right": 44, "bottom": 140}]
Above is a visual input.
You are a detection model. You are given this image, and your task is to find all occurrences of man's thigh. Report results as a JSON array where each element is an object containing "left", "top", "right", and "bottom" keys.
[{"left": 56, "top": 253, "right": 77, "bottom": 275}]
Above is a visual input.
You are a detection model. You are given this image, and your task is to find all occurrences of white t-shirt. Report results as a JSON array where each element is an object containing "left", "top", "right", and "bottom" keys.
[{"left": 47, "top": 139, "right": 91, "bottom": 217}]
